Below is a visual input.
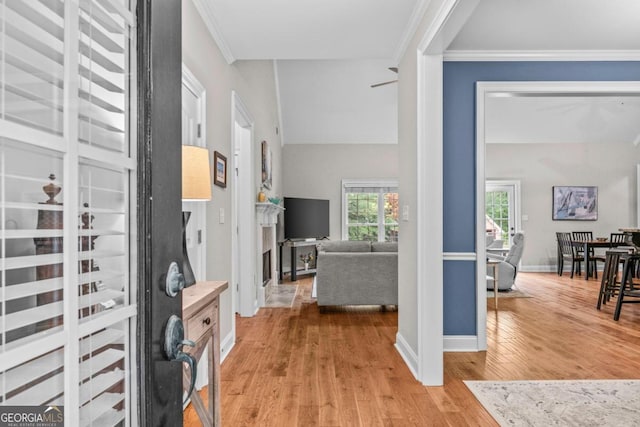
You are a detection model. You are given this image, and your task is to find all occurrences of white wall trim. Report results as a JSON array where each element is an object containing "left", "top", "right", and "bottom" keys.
[
  {"left": 443, "top": 335, "right": 479, "bottom": 352},
  {"left": 191, "top": 0, "right": 236, "bottom": 65},
  {"left": 443, "top": 252, "right": 476, "bottom": 261},
  {"left": 273, "top": 60, "right": 285, "bottom": 147},
  {"left": 219, "top": 331, "right": 235, "bottom": 364},
  {"left": 395, "top": 333, "right": 419, "bottom": 379},
  {"left": 520, "top": 265, "right": 556, "bottom": 273},
  {"left": 444, "top": 50, "right": 640, "bottom": 62},
  {"left": 416, "top": 52, "right": 444, "bottom": 386},
  {"left": 231, "top": 91, "right": 257, "bottom": 320},
  {"left": 393, "top": 0, "right": 430, "bottom": 64},
  {"left": 415, "top": 0, "right": 480, "bottom": 388},
  {"left": 475, "top": 85, "right": 488, "bottom": 352}
]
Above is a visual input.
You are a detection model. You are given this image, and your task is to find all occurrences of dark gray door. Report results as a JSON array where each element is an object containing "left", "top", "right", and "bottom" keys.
[{"left": 137, "top": 0, "right": 184, "bottom": 425}]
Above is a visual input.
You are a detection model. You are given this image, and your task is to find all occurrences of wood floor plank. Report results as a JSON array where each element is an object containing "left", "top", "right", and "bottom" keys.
[{"left": 184, "top": 272, "right": 640, "bottom": 426}]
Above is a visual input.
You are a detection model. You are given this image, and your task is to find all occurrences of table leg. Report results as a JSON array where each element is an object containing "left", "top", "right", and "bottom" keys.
[
  {"left": 290, "top": 245, "right": 297, "bottom": 282},
  {"left": 584, "top": 242, "right": 590, "bottom": 280},
  {"left": 494, "top": 264, "right": 499, "bottom": 310}
]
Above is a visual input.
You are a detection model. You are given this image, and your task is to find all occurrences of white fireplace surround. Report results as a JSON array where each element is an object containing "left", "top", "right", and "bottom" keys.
[{"left": 256, "top": 203, "right": 284, "bottom": 306}]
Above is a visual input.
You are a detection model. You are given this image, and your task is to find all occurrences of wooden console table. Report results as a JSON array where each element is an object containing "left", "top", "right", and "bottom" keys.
[{"left": 182, "top": 280, "right": 228, "bottom": 427}]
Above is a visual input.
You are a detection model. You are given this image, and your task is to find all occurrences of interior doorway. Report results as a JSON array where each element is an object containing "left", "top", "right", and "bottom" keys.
[{"left": 231, "top": 92, "right": 257, "bottom": 320}]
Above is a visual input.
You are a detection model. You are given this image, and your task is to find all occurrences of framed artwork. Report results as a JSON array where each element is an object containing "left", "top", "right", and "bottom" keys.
[
  {"left": 261, "top": 140, "right": 272, "bottom": 189},
  {"left": 213, "top": 151, "right": 227, "bottom": 188},
  {"left": 552, "top": 186, "right": 598, "bottom": 220}
]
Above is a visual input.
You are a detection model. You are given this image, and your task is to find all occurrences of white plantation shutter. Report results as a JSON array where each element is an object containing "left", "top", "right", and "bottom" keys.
[{"left": 0, "top": 1, "right": 137, "bottom": 426}]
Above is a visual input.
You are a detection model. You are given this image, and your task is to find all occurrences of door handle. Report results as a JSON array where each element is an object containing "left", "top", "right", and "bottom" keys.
[{"left": 164, "top": 315, "right": 197, "bottom": 403}]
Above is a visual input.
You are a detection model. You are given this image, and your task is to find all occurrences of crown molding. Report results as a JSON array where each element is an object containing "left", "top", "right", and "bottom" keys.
[
  {"left": 191, "top": 0, "right": 236, "bottom": 65},
  {"left": 444, "top": 50, "right": 640, "bottom": 62},
  {"left": 392, "top": 0, "right": 430, "bottom": 64}
]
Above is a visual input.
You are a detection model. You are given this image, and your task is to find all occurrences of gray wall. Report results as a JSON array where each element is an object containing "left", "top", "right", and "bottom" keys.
[
  {"left": 183, "top": 0, "right": 282, "bottom": 356},
  {"left": 487, "top": 142, "right": 639, "bottom": 270},
  {"left": 282, "top": 143, "right": 398, "bottom": 241}
]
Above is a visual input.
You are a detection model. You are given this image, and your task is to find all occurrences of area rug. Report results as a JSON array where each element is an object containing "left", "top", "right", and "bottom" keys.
[
  {"left": 264, "top": 285, "right": 298, "bottom": 308},
  {"left": 486, "top": 288, "right": 531, "bottom": 298},
  {"left": 464, "top": 380, "right": 640, "bottom": 426}
]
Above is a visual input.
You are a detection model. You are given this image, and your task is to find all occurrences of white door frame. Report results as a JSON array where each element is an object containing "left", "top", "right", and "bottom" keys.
[
  {"left": 231, "top": 91, "right": 257, "bottom": 320},
  {"left": 182, "top": 64, "right": 207, "bottom": 280},
  {"left": 475, "top": 81, "right": 640, "bottom": 351}
]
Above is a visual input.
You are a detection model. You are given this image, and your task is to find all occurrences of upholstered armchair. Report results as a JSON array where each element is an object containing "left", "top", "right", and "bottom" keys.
[{"left": 487, "top": 232, "right": 525, "bottom": 291}]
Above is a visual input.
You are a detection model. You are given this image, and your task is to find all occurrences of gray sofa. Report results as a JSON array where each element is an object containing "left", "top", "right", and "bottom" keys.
[{"left": 315, "top": 240, "right": 398, "bottom": 306}]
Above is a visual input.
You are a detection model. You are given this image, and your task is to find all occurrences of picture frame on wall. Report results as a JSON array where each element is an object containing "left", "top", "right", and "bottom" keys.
[
  {"left": 552, "top": 186, "right": 598, "bottom": 220},
  {"left": 261, "top": 140, "right": 272, "bottom": 189},
  {"left": 213, "top": 151, "right": 227, "bottom": 188}
]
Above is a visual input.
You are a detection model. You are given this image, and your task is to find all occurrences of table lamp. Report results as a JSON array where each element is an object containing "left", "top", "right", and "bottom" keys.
[{"left": 182, "top": 145, "right": 212, "bottom": 287}]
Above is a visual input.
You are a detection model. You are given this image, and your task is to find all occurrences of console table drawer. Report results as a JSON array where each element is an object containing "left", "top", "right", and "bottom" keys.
[{"left": 186, "top": 301, "right": 218, "bottom": 342}]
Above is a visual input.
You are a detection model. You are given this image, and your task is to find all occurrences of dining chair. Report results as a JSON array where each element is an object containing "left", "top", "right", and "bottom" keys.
[
  {"left": 613, "top": 254, "right": 640, "bottom": 321},
  {"left": 556, "top": 232, "right": 583, "bottom": 278},
  {"left": 572, "top": 231, "right": 604, "bottom": 279},
  {"left": 597, "top": 250, "right": 624, "bottom": 309},
  {"left": 609, "top": 232, "right": 626, "bottom": 246}
]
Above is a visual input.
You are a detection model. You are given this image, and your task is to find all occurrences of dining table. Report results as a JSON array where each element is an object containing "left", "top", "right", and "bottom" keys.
[{"left": 570, "top": 239, "right": 626, "bottom": 280}]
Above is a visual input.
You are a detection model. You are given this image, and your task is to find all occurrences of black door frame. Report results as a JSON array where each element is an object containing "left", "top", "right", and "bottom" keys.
[{"left": 137, "top": 0, "right": 184, "bottom": 425}]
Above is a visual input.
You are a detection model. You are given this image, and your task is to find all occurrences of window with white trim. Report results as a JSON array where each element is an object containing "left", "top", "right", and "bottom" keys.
[{"left": 342, "top": 180, "right": 399, "bottom": 242}]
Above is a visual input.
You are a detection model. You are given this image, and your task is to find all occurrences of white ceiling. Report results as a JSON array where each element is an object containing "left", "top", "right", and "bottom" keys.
[
  {"left": 197, "top": 0, "right": 640, "bottom": 145},
  {"left": 449, "top": 0, "right": 640, "bottom": 51},
  {"left": 208, "top": 0, "right": 419, "bottom": 60},
  {"left": 486, "top": 95, "right": 640, "bottom": 145}
]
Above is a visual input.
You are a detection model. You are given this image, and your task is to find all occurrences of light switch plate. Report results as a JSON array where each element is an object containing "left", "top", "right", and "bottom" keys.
[
  {"left": 402, "top": 205, "right": 410, "bottom": 222},
  {"left": 219, "top": 207, "right": 225, "bottom": 224}
]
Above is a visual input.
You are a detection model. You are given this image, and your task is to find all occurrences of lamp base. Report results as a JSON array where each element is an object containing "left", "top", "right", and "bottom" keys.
[{"left": 182, "top": 211, "right": 196, "bottom": 287}]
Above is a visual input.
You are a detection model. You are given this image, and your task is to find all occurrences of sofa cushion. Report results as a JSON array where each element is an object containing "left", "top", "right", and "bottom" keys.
[
  {"left": 371, "top": 242, "right": 398, "bottom": 252},
  {"left": 318, "top": 240, "right": 371, "bottom": 252}
]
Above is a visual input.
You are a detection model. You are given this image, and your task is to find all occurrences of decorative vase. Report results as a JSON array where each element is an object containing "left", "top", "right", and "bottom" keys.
[
  {"left": 304, "top": 262, "right": 309, "bottom": 271},
  {"left": 258, "top": 190, "right": 266, "bottom": 202}
]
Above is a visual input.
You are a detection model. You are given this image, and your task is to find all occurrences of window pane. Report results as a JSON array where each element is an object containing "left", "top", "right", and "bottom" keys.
[
  {"left": 1, "top": 141, "right": 65, "bottom": 345},
  {"left": 347, "top": 193, "right": 378, "bottom": 224},
  {"left": 384, "top": 193, "right": 399, "bottom": 224},
  {"left": 385, "top": 225, "right": 398, "bottom": 242},
  {"left": 348, "top": 226, "right": 378, "bottom": 242}
]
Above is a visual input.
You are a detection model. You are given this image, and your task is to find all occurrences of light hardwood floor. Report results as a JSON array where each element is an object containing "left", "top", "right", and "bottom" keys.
[{"left": 184, "top": 272, "right": 640, "bottom": 426}]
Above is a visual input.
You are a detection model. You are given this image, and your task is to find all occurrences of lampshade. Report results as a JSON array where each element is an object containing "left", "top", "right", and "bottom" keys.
[{"left": 182, "top": 145, "right": 212, "bottom": 201}]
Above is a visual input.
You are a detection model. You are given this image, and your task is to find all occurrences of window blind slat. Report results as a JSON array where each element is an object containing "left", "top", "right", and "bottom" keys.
[
  {"left": 79, "top": 15, "right": 124, "bottom": 54},
  {"left": 4, "top": 371, "right": 64, "bottom": 406},
  {"left": 1, "top": 253, "right": 63, "bottom": 271},
  {"left": 79, "top": 0, "right": 124, "bottom": 34},
  {"left": 79, "top": 348, "right": 124, "bottom": 380},
  {"left": 79, "top": 370, "right": 124, "bottom": 405},
  {"left": 4, "top": 277, "right": 63, "bottom": 301},
  {"left": 80, "top": 392, "right": 125, "bottom": 427},
  {"left": 5, "top": 301, "right": 64, "bottom": 332},
  {"left": 3, "top": 1, "right": 64, "bottom": 40}
]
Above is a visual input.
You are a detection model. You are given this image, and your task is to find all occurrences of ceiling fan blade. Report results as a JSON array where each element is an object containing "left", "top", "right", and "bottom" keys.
[{"left": 371, "top": 79, "right": 398, "bottom": 88}]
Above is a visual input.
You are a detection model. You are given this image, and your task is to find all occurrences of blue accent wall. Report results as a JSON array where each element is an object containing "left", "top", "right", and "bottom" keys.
[{"left": 442, "top": 61, "right": 640, "bottom": 335}]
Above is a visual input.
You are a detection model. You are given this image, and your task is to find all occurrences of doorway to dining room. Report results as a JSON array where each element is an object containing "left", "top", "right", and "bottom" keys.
[{"left": 477, "top": 80, "right": 640, "bottom": 349}]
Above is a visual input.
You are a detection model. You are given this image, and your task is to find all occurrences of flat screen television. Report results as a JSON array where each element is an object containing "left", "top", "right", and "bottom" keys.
[{"left": 284, "top": 197, "right": 329, "bottom": 240}]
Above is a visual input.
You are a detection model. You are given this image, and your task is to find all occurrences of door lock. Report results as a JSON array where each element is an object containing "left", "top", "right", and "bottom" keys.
[
  {"left": 166, "top": 261, "right": 185, "bottom": 297},
  {"left": 164, "top": 315, "right": 197, "bottom": 403}
]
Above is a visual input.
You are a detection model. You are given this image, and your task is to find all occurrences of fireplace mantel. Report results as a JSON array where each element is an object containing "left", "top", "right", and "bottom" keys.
[{"left": 256, "top": 202, "right": 284, "bottom": 226}]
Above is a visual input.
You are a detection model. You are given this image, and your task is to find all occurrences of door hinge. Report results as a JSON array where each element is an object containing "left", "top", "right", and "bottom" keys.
[
  {"left": 197, "top": 123, "right": 202, "bottom": 138},
  {"left": 236, "top": 283, "right": 239, "bottom": 292}
]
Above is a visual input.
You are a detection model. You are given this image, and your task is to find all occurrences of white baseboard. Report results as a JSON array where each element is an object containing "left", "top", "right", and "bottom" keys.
[
  {"left": 520, "top": 265, "right": 604, "bottom": 273},
  {"left": 520, "top": 265, "right": 556, "bottom": 273},
  {"left": 443, "top": 335, "right": 479, "bottom": 352},
  {"left": 395, "top": 332, "right": 418, "bottom": 379},
  {"left": 219, "top": 331, "right": 235, "bottom": 364}
]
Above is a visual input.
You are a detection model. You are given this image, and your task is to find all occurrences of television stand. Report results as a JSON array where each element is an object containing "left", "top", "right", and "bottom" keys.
[{"left": 278, "top": 240, "right": 320, "bottom": 282}]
